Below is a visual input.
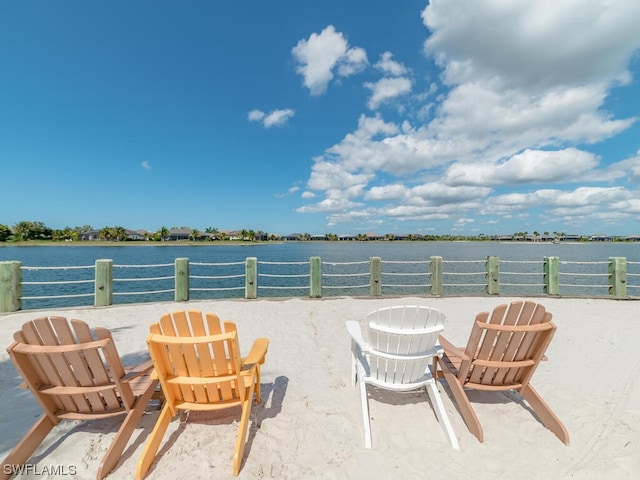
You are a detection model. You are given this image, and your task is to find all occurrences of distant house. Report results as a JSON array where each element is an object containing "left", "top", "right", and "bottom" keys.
[
  {"left": 591, "top": 234, "right": 614, "bottom": 242},
  {"left": 338, "top": 234, "right": 355, "bottom": 241},
  {"left": 126, "top": 229, "right": 147, "bottom": 241},
  {"left": 283, "top": 233, "right": 303, "bottom": 241},
  {"left": 219, "top": 230, "right": 244, "bottom": 240},
  {"left": 80, "top": 228, "right": 147, "bottom": 241},
  {"left": 366, "top": 233, "right": 385, "bottom": 241},
  {"left": 80, "top": 230, "right": 101, "bottom": 241},
  {"left": 625, "top": 235, "right": 640, "bottom": 242},
  {"left": 168, "top": 228, "right": 192, "bottom": 241},
  {"left": 562, "top": 234, "right": 581, "bottom": 242}
]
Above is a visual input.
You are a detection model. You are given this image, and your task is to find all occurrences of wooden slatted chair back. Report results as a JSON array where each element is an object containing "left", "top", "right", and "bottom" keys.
[
  {"left": 8, "top": 316, "right": 134, "bottom": 421},
  {"left": 147, "top": 310, "right": 245, "bottom": 412},
  {"left": 365, "top": 306, "right": 445, "bottom": 385},
  {"left": 462, "top": 301, "right": 556, "bottom": 391}
]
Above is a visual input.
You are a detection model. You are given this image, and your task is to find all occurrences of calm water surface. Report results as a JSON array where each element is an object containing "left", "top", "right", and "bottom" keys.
[{"left": 2, "top": 241, "right": 640, "bottom": 264}]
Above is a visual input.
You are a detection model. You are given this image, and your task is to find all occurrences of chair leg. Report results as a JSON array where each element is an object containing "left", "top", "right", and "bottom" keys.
[
  {"left": 440, "top": 364, "right": 484, "bottom": 442},
  {"left": 98, "top": 380, "right": 158, "bottom": 479},
  {"left": 426, "top": 382, "right": 459, "bottom": 450},
  {"left": 254, "top": 366, "right": 262, "bottom": 404},
  {"left": 0, "top": 416, "right": 55, "bottom": 480},
  {"left": 358, "top": 377, "right": 372, "bottom": 448},
  {"left": 350, "top": 347, "right": 357, "bottom": 387},
  {"left": 135, "top": 402, "right": 173, "bottom": 480},
  {"left": 520, "top": 384, "right": 570, "bottom": 445},
  {"left": 233, "top": 380, "right": 256, "bottom": 476}
]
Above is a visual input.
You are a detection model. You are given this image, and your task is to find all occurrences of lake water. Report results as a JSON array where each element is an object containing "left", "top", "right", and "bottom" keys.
[{"left": 1, "top": 241, "right": 639, "bottom": 309}]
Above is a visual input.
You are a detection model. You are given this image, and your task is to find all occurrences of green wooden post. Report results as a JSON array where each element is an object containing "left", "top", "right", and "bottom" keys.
[
  {"left": 370, "top": 256, "right": 382, "bottom": 297},
  {"left": 430, "top": 256, "right": 443, "bottom": 295},
  {"left": 245, "top": 257, "right": 257, "bottom": 299},
  {"left": 0, "top": 261, "right": 22, "bottom": 312},
  {"left": 310, "top": 256, "right": 322, "bottom": 298},
  {"left": 543, "top": 256, "right": 560, "bottom": 295},
  {"left": 175, "top": 258, "right": 189, "bottom": 302},
  {"left": 608, "top": 257, "right": 627, "bottom": 297},
  {"left": 486, "top": 256, "right": 500, "bottom": 295},
  {"left": 95, "top": 259, "right": 113, "bottom": 307}
]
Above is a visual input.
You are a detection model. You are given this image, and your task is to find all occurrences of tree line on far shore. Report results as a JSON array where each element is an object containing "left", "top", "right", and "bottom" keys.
[{"left": 1, "top": 220, "right": 636, "bottom": 244}]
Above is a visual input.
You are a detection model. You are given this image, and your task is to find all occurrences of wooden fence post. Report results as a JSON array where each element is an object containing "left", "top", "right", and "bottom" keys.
[
  {"left": 0, "top": 261, "right": 22, "bottom": 312},
  {"left": 430, "top": 256, "right": 443, "bottom": 295},
  {"left": 245, "top": 257, "right": 257, "bottom": 299},
  {"left": 486, "top": 256, "right": 500, "bottom": 295},
  {"left": 310, "top": 256, "right": 322, "bottom": 298},
  {"left": 95, "top": 259, "right": 113, "bottom": 307},
  {"left": 175, "top": 258, "right": 189, "bottom": 302},
  {"left": 608, "top": 257, "right": 627, "bottom": 297},
  {"left": 544, "top": 256, "right": 560, "bottom": 295},
  {"left": 370, "top": 257, "right": 382, "bottom": 296}
]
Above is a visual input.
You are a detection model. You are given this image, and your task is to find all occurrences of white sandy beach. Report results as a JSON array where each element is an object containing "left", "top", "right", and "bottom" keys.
[{"left": 1, "top": 296, "right": 639, "bottom": 480}]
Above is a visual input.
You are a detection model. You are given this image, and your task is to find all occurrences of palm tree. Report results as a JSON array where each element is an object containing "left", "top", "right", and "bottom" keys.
[
  {"left": 99, "top": 227, "right": 114, "bottom": 241},
  {"left": 205, "top": 227, "right": 219, "bottom": 240},
  {"left": 158, "top": 226, "right": 169, "bottom": 242},
  {"left": 0, "top": 224, "right": 12, "bottom": 242},
  {"left": 114, "top": 226, "right": 127, "bottom": 241},
  {"left": 190, "top": 229, "right": 201, "bottom": 241},
  {"left": 13, "top": 221, "right": 32, "bottom": 241}
]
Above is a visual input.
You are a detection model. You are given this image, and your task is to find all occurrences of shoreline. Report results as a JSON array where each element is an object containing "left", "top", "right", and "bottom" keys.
[
  {"left": 3, "top": 239, "right": 637, "bottom": 248},
  {"left": 1, "top": 296, "right": 638, "bottom": 479}
]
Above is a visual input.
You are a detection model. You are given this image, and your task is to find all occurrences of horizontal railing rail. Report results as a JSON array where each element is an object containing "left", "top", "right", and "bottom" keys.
[
  {"left": 112, "top": 262, "right": 176, "bottom": 299},
  {"left": 0, "top": 255, "right": 636, "bottom": 312}
]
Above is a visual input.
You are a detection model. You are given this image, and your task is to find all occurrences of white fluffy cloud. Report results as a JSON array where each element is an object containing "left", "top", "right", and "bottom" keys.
[
  {"left": 365, "top": 52, "right": 413, "bottom": 110},
  {"left": 296, "top": 1, "right": 640, "bottom": 234},
  {"left": 422, "top": 0, "right": 640, "bottom": 90},
  {"left": 292, "top": 25, "right": 368, "bottom": 95},
  {"left": 248, "top": 108, "right": 295, "bottom": 128},
  {"left": 375, "top": 52, "right": 408, "bottom": 76},
  {"left": 444, "top": 148, "right": 605, "bottom": 186},
  {"left": 365, "top": 77, "right": 412, "bottom": 110}
]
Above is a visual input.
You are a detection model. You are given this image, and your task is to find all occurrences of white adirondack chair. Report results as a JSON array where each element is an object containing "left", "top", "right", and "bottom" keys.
[{"left": 346, "top": 305, "right": 459, "bottom": 450}]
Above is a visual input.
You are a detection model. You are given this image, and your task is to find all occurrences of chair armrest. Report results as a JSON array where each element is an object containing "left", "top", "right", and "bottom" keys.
[
  {"left": 438, "top": 335, "right": 469, "bottom": 361},
  {"left": 122, "top": 359, "right": 154, "bottom": 381},
  {"left": 244, "top": 338, "right": 269, "bottom": 367},
  {"left": 345, "top": 321, "right": 368, "bottom": 352}
]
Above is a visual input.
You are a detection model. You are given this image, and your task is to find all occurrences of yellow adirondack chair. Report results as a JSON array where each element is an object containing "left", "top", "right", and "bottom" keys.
[
  {"left": 136, "top": 310, "right": 269, "bottom": 478},
  {"left": 435, "top": 300, "right": 569, "bottom": 445},
  {"left": 1, "top": 316, "right": 159, "bottom": 480}
]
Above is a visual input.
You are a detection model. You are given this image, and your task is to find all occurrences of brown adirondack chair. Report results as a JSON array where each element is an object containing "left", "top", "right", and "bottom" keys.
[
  {"left": 1, "top": 316, "right": 159, "bottom": 480},
  {"left": 136, "top": 310, "right": 269, "bottom": 479},
  {"left": 435, "top": 301, "right": 569, "bottom": 445}
]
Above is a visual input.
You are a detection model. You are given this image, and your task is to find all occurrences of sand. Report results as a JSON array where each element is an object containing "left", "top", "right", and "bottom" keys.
[{"left": 1, "top": 296, "right": 639, "bottom": 480}]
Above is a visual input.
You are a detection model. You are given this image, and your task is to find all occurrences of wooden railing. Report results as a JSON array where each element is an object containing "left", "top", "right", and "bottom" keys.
[{"left": 1, "top": 255, "right": 637, "bottom": 312}]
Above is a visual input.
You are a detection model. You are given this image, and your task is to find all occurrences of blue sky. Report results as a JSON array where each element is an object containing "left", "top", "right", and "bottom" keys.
[{"left": 2, "top": 0, "right": 640, "bottom": 236}]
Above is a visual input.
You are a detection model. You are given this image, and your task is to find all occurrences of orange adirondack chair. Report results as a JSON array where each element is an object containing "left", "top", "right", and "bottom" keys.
[
  {"left": 1, "top": 316, "right": 159, "bottom": 480},
  {"left": 136, "top": 310, "right": 269, "bottom": 479},
  {"left": 435, "top": 301, "right": 569, "bottom": 445}
]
